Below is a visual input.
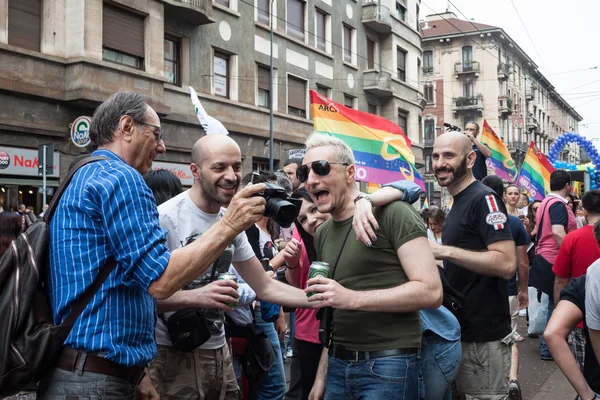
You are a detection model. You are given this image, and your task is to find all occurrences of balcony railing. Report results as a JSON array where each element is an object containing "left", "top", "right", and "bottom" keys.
[
  {"left": 161, "top": 0, "right": 212, "bottom": 25},
  {"left": 454, "top": 61, "right": 480, "bottom": 77},
  {"left": 363, "top": 70, "right": 392, "bottom": 97},
  {"left": 362, "top": 0, "right": 392, "bottom": 33},
  {"left": 497, "top": 62, "right": 510, "bottom": 80},
  {"left": 526, "top": 84, "right": 537, "bottom": 100},
  {"left": 422, "top": 66, "right": 433, "bottom": 74},
  {"left": 498, "top": 96, "right": 513, "bottom": 115},
  {"left": 453, "top": 95, "right": 484, "bottom": 114}
]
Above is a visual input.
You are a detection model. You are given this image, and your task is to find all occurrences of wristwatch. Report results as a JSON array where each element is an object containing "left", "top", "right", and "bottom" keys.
[{"left": 354, "top": 192, "right": 374, "bottom": 206}]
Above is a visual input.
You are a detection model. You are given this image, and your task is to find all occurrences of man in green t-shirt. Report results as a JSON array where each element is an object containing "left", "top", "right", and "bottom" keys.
[{"left": 299, "top": 133, "right": 443, "bottom": 400}]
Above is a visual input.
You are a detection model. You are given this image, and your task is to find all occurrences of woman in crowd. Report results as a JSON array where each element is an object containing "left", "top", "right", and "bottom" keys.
[
  {"left": 144, "top": 169, "right": 183, "bottom": 206},
  {"left": 283, "top": 183, "right": 461, "bottom": 400},
  {"left": 568, "top": 194, "right": 587, "bottom": 229},
  {"left": 527, "top": 200, "right": 542, "bottom": 243},
  {"left": 505, "top": 184, "right": 523, "bottom": 217},
  {"left": 426, "top": 206, "right": 445, "bottom": 245},
  {"left": 0, "top": 211, "right": 22, "bottom": 256}
]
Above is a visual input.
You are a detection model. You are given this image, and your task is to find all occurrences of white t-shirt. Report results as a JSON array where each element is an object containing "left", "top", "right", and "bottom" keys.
[
  {"left": 155, "top": 191, "right": 255, "bottom": 349},
  {"left": 257, "top": 225, "right": 278, "bottom": 260},
  {"left": 585, "top": 259, "right": 600, "bottom": 330}
]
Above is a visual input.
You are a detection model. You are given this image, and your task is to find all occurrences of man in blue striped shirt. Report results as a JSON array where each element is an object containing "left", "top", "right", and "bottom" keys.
[{"left": 37, "top": 92, "right": 276, "bottom": 400}]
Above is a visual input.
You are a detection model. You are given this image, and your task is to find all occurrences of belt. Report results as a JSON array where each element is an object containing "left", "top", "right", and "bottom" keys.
[
  {"left": 328, "top": 344, "right": 417, "bottom": 362},
  {"left": 56, "top": 347, "right": 145, "bottom": 386}
]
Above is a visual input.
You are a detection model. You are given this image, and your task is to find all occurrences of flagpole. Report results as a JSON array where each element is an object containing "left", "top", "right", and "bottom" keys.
[{"left": 269, "top": 0, "right": 275, "bottom": 170}]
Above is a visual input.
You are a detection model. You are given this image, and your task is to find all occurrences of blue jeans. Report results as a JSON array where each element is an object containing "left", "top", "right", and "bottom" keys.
[
  {"left": 540, "top": 295, "right": 555, "bottom": 357},
  {"left": 288, "top": 312, "right": 296, "bottom": 351},
  {"left": 37, "top": 367, "right": 135, "bottom": 400},
  {"left": 252, "top": 313, "right": 286, "bottom": 400},
  {"left": 324, "top": 352, "right": 423, "bottom": 400},
  {"left": 421, "top": 334, "right": 462, "bottom": 400}
]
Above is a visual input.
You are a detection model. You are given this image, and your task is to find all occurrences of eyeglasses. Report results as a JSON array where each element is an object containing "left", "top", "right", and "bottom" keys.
[
  {"left": 132, "top": 118, "right": 163, "bottom": 143},
  {"left": 296, "top": 160, "right": 349, "bottom": 183}
]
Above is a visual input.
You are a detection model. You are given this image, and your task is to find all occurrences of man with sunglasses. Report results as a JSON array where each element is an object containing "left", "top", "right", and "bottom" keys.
[
  {"left": 301, "top": 133, "right": 443, "bottom": 400},
  {"left": 429, "top": 131, "right": 516, "bottom": 399},
  {"left": 39, "top": 92, "right": 277, "bottom": 400}
]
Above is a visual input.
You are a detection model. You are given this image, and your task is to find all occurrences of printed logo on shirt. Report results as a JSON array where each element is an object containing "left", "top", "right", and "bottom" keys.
[{"left": 484, "top": 194, "right": 506, "bottom": 230}]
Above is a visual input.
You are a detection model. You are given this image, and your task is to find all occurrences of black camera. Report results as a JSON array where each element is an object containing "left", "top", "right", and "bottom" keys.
[{"left": 253, "top": 183, "right": 301, "bottom": 228}]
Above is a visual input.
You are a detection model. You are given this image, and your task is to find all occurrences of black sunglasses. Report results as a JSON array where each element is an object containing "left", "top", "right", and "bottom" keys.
[{"left": 296, "top": 160, "right": 349, "bottom": 183}]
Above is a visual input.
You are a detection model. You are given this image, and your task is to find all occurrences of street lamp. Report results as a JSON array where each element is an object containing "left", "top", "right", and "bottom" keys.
[{"left": 269, "top": 0, "right": 275, "bottom": 170}]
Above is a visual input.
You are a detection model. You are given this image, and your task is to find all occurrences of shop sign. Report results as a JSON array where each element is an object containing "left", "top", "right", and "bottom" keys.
[
  {"left": 288, "top": 149, "right": 306, "bottom": 160},
  {"left": 70, "top": 116, "right": 92, "bottom": 148},
  {"left": 0, "top": 146, "right": 60, "bottom": 177},
  {"left": 152, "top": 161, "right": 193, "bottom": 186}
]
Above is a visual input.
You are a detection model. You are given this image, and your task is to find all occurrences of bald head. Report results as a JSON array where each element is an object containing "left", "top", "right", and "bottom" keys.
[
  {"left": 192, "top": 134, "right": 240, "bottom": 167},
  {"left": 435, "top": 131, "right": 472, "bottom": 156}
]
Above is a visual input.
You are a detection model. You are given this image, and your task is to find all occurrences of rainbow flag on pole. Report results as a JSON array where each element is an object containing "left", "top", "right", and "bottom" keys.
[
  {"left": 422, "top": 197, "right": 429, "bottom": 210},
  {"left": 517, "top": 141, "right": 555, "bottom": 201},
  {"left": 480, "top": 120, "right": 517, "bottom": 182},
  {"left": 310, "top": 90, "right": 425, "bottom": 190}
]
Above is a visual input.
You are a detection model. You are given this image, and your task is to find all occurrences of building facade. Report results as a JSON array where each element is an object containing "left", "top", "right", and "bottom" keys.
[
  {"left": 0, "top": 0, "right": 424, "bottom": 212},
  {"left": 419, "top": 12, "right": 582, "bottom": 205}
]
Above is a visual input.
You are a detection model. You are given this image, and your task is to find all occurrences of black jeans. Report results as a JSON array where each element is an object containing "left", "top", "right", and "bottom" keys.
[{"left": 293, "top": 338, "right": 323, "bottom": 400}]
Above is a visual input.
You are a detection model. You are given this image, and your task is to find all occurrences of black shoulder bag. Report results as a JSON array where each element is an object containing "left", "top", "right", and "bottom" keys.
[
  {"left": 317, "top": 224, "right": 353, "bottom": 347},
  {"left": 529, "top": 200, "right": 560, "bottom": 297}
]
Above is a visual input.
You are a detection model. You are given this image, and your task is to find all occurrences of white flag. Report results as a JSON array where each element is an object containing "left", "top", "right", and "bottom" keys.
[{"left": 189, "top": 86, "right": 229, "bottom": 135}]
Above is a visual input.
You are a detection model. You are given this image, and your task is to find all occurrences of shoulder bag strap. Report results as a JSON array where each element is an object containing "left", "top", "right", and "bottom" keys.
[{"left": 328, "top": 224, "right": 354, "bottom": 280}]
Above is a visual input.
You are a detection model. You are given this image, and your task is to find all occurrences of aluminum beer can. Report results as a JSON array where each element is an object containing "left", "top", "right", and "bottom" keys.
[
  {"left": 307, "top": 261, "right": 330, "bottom": 297},
  {"left": 218, "top": 273, "right": 238, "bottom": 307}
]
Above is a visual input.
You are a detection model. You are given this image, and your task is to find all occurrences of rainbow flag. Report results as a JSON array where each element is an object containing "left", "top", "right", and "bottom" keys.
[
  {"left": 310, "top": 91, "right": 425, "bottom": 190},
  {"left": 366, "top": 182, "right": 381, "bottom": 194},
  {"left": 517, "top": 141, "right": 555, "bottom": 201},
  {"left": 422, "top": 197, "right": 429, "bottom": 209},
  {"left": 480, "top": 120, "right": 517, "bottom": 182}
]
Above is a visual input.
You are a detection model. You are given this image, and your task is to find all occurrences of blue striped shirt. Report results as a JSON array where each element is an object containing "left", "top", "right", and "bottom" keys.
[{"left": 49, "top": 149, "right": 171, "bottom": 367}]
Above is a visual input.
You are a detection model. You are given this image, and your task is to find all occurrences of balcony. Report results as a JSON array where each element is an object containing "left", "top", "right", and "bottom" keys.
[
  {"left": 454, "top": 61, "right": 480, "bottom": 78},
  {"left": 507, "top": 141, "right": 530, "bottom": 153},
  {"left": 362, "top": 0, "right": 392, "bottom": 34},
  {"left": 161, "top": 0, "right": 213, "bottom": 25},
  {"left": 363, "top": 70, "right": 392, "bottom": 97},
  {"left": 422, "top": 66, "right": 434, "bottom": 75},
  {"left": 497, "top": 62, "right": 510, "bottom": 80},
  {"left": 526, "top": 84, "right": 536, "bottom": 101},
  {"left": 498, "top": 96, "right": 513, "bottom": 115},
  {"left": 452, "top": 95, "right": 484, "bottom": 115},
  {"left": 527, "top": 117, "right": 540, "bottom": 131}
]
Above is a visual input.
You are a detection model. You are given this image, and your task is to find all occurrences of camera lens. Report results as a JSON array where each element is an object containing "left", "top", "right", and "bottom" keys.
[{"left": 265, "top": 198, "right": 299, "bottom": 228}]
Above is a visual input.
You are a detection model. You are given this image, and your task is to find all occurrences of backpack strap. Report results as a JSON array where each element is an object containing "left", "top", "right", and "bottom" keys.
[{"left": 44, "top": 155, "right": 109, "bottom": 223}]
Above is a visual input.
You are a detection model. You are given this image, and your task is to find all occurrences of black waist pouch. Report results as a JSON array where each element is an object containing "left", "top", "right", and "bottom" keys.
[{"left": 164, "top": 308, "right": 211, "bottom": 352}]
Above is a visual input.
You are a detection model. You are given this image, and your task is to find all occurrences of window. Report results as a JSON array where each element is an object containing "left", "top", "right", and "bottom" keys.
[
  {"left": 462, "top": 46, "right": 473, "bottom": 71},
  {"left": 424, "top": 85, "right": 434, "bottom": 104},
  {"left": 215, "top": 0, "right": 230, "bottom": 6},
  {"left": 8, "top": 0, "right": 41, "bottom": 51},
  {"left": 398, "top": 110, "right": 408, "bottom": 135},
  {"left": 214, "top": 52, "right": 229, "bottom": 97},
  {"left": 395, "top": 1, "right": 406, "bottom": 21},
  {"left": 288, "top": 76, "right": 307, "bottom": 118},
  {"left": 367, "top": 39, "right": 375, "bottom": 69},
  {"left": 423, "top": 51, "right": 433, "bottom": 74},
  {"left": 316, "top": 9, "right": 327, "bottom": 51},
  {"left": 344, "top": 95, "right": 355, "bottom": 109},
  {"left": 397, "top": 47, "right": 407, "bottom": 82},
  {"left": 316, "top": 84, "right": 330, "bottom": 99},
  {"left": 257, "top": 65, "right": 270, "bottom": 108},
  {"left": 424, "top": 120, "right": 435, "bottom": 142},
  {"left": 425, "top": 154, "right": 433, "bottom": 172},
  {"left": 287, "top": 0, "right": 305, "bottom": 41},
  {"left": 343, "top": 25, "right": 353, "bottom": 63},
  {"left": 258, "top": 0, "right": 269, "bottom": 25},
  {"left": 253, "top": 158, "right": 270, "bottom": 172},
  {"left": 164, "top": 36, "right": 180, "bottom": 85},
  {"left": 103, "top": 4, "right": 145, "bottom": 69},
  {"left": 463, "top": 81, "right": 473, "bottom": 98},
  {"left": 368, "top": 104, "right": 377, "bottom": 115}
]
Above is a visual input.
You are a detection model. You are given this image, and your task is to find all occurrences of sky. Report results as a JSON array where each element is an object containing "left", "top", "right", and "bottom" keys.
[{"left": 423, "top": 0, "right": 600, "bottom": 147}]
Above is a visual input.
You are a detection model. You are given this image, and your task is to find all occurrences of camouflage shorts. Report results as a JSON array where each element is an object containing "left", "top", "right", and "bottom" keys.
[{"left": 149, "top": 344, "right": 241, "bottom": 400}]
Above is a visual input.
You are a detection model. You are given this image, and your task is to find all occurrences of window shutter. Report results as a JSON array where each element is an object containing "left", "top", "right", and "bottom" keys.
[
  {"left": 8, "top": 0, "right": 41, "bottom": 51},
  {"left": 258, "top": 66, "right": 270, "bottom": 91},
  {"left": 288, "top": 76, "right": 306, "bottom": 110},
  {"left": 367, "top": 39, "right": 375, "bottom": 69},
  {"left": 103, "top": 4, "right": 145, "bottom": 57}
]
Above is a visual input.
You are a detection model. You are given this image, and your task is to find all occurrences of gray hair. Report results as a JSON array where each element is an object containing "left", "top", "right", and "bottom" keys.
[
  {"left": 274, "top": 171, "right": 293, "bottom": 196},
  {"left": 305, "top": 133, "right": 355, "bottom": 165},
  {"left": 89, "top": 91, "right": 149, "bottom": 150}
]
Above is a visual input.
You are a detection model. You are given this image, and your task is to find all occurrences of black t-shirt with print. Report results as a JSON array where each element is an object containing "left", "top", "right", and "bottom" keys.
[
  {"left": 442, "top": 181, "right": 514, "bottom": 342},
  {"left": 560, "top": 275, "right": 600, "bottom": 393}
]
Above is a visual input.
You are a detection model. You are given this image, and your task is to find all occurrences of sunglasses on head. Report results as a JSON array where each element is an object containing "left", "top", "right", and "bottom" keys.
[{"left": 296, "top": 160, "right": 349, "bottom": 183}]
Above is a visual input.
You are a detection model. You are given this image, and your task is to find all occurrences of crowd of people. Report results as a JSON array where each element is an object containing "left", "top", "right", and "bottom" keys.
[{"left": 4, "top": 91, "right": 600, "bottom": 400}]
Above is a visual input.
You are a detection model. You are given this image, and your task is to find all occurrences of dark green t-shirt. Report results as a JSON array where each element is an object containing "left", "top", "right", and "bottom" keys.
[{"left": 314, "top": 201, "right": 426, "bottom": 351}]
